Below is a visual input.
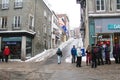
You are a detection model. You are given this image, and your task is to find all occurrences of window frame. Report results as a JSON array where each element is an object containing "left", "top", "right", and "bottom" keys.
[
  {"left": 0, "top": 16, "right": 7, "bottom": 29},
  {"left": 28, "top": 14, "right": 34, "bottom": 30},
  {"left": 116, "top": 0, "right": 120, "bottom": 10},
  {"left": 14, "top": 0, "right": 23, "bottom": 8},
  {"left": 95, "top": 0, "right": 106, "bottom": 12},
  {"left": 1, "top": 0, "right": 9, "bottom": 9},
  {"left": 13, "top": 16, "right": 21, "bottom": 28}
]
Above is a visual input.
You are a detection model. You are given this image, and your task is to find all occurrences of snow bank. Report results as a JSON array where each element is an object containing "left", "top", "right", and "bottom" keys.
[{"left": 25, "top": 38, "right": 74, "bottom": 62}]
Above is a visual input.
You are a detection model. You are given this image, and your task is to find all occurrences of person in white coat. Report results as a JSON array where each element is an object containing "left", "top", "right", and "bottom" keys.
[{"left": 76, "top": 47, "right": 82, "bottom": 67}]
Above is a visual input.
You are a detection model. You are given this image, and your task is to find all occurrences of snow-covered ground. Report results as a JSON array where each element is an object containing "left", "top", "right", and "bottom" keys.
[
  {"left": 25, "top": 38, "right": 75, "bottom": 62},
  {"left": 9, "top": 38, "right": 114, "bottom": 63}
]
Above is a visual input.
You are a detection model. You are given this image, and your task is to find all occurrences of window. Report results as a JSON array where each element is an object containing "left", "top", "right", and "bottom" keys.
[
  {"left": 44, "top": 10, "right": 47, "bottom": 18},
  {"left": 29, "top": 15, "right": 34, "bottom": 30},
  {"left": 0, "top": 17, "right": 7, "bottom": 29},
  {"left": 43, "top": 24, "right": 47, "bottom": 33},
  {"left": 13, "top": 16, "right": 21, "bottom": 28},
  {"left": 2, "top": 0, "right": 9, "bottom": 9},
  {"left": 14, "top": 0, "right": 23, "bottom": 8},
  {"left": 117, "top": 0, "right": 120, "bottom": 10},
  {"left": 96, "top": 0, "right": 105, "bottom": 12}
]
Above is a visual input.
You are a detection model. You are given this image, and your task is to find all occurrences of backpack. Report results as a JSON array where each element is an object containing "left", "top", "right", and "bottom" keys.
[{"left": 94, "top": 47, "right": 98, "bottom": 53}]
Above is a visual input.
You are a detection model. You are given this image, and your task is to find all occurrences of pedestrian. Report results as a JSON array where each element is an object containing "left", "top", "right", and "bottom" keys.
[
  {"left": 56, "top": 48, "right": 63, "bottom": 64},
  {"left": 76, "top": 47, "right": 82, "bottom": 67},
  {"left": 113, "top": 43, "right": 120, "bottom": 64},
  {"left": 3, "top": 46, "right": 10, "bottom": 63},
  {"left": 97, "top": 44, "right": 104, "bottom": 65},
  {"left": 86, "top": 45, "right": 92, "bottom": 66},
  {"left": 0, "top": 51, "right": 4, "bottom": 62},
  {"left": 71, "top": 45, "right": 77, "bottom": 63},
  {"left": 91, "top": 44, "right": 97, "bottom": 68},
  {"left": 105, "top": 44, "right": 111, "bottom": 64}
]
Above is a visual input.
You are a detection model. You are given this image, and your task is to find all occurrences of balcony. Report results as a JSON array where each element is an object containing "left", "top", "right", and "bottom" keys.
[
  {"left": 1, "top": 4, "right": 9, "bottom": 10},
  {"left": 14, "top": 2, "right": 23, "bottom": 9}
]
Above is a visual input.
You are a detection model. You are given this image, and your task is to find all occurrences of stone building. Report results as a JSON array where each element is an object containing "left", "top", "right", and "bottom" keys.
[
  {"left": 51, "top": 11, "right": 62, "bottom": 48},
  {"left": 57, "top": 14, "right": 70, "bottom": 42},
  {"left": 77, "top": 0, "right": 120, "bottom": 52},
  {"left": 0, "top": 0, "right": 53, "bottom": 60}
]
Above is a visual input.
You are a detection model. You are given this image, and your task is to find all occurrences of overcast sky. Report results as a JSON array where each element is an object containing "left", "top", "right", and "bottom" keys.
[{"left": 47, "top": 0, "right": 80, "bottom": 30}]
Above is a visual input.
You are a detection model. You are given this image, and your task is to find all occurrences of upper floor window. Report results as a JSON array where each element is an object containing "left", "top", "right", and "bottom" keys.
[
  {"left": 28, "top": 15, "right": 34, "bottom": 30},
  {"left": 1, "top": 0, "right": 9, "bottom": 9},
  {"left": 44, "top": 10, "right": 47, "bottom": 18},
  {"left": 14, "top": 0, "right": 23, "bottom": 8},
  {"left": 43, "top": 24, "right": 47, "bottom": 33},
  {"left": 96, "top": 0, "right": 105, "bottom": 12},
  {"left": 117, "top": 0, "right": 120, "bottom": 10},
  {"left": 13, "top": 16, "right": 21, "bottom": 28},
  {"left": 0, "top": 16, "right": 7, "bottom": 29}
]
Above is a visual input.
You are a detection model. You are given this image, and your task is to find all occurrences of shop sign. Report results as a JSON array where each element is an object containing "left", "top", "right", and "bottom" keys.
[
  {"left": 108, "top": 24, "right": 120, "bottom": 30},
  {"left": 99, "top": 38, "right": 110, "bottom": 41},
  {"left": 7, "top": 42, "right": 16, "bottom": 45}
]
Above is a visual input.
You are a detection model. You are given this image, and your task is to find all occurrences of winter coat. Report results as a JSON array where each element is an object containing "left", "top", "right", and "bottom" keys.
[
  {"left": 3, "top": 47, "right": 10, "bottom": 56},
  {"left": 71, "top": 48, "right": 77, "bottom": 56},
  {"left": 76, "top": 48, "right": 82, "bottom": 57},
  {"left": 56, "top": 48, "right": 62, "bottom": 56},
  {"left": 91, "top": 46, "right": 97, "bottom": 59}
]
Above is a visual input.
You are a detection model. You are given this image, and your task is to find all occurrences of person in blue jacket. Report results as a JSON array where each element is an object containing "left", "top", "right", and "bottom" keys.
[{"left": 71, "top": 45, "right": 77, "bottom": 63}]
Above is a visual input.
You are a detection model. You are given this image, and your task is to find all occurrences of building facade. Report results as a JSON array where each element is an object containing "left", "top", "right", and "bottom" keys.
[
  {"left": 57, "top": 14, "right": 70, "bottom": 42},
  {"left": 0, "top": 0, "right": 53, "bottom": 60},
  {"left": 78, "top": 0, "right": 120, "bottom": 52},
  {"left": 51, "top": 11, "right": 62, "bottom": 48}
]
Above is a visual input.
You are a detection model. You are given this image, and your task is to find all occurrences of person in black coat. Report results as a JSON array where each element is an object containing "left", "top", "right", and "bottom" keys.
[
  {"left": 91, "top": 44, "right": 97, "bottom": 68},
  {"left": 105, "top": 44, "right": 111, "bottom": 64},
  {"left": 97, "top": 45, "right": 104, "bottom": 65},
  {"left": 56, "top": 48, "right": 63, "bottom": 64}
]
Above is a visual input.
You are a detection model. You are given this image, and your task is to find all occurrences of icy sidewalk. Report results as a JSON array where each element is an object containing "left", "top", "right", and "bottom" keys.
[{"left": 25, "top": 38, "right": 74, "bottom": 62}]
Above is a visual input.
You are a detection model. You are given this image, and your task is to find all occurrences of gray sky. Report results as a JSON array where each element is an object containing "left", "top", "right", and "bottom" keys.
[{"left": 47, "top": 0, "right": 80, "bottom": 30}]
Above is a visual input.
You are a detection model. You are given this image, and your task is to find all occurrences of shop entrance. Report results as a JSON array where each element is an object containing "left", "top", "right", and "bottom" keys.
[
  {"left": 2, "top": 41, "right": 21, "bottom": 59},
  {"left": 2, "top": 37, "right": 22, "bottom": 59},
  {"left": 97, "top": 34, "right": 110, "bottom": 46}
]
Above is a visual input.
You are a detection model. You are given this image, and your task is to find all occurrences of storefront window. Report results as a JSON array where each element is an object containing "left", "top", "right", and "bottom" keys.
[
  {"left": 2, "top": 37, "right": 22, "bottom": 59},
  {"left": 26, "top": 37, "right": 32, "bottom": 58}
]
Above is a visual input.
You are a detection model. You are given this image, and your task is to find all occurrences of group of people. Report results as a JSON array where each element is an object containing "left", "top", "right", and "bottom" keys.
[
  {"left": 86, "top": 43, "right": 111, "bottom": 68},
  {"left": 71, "top": 45, "right": 82, "bottom": 67},
  {"left": 56, "top": 45, "right": 82, "bottom": 67},
  {"left": 0, "top": 46, "right": 10, "bottom": 63}
]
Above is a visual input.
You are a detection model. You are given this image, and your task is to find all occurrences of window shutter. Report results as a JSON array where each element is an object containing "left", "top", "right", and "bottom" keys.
[
  {"left": 18, "top": 16, "right": 20, "bottom": 27},
  {"left": 13, "top": 16, "right": 16, "bottom": 27},
  {"left": 0, "top": 18, "right": 2, "bottom": 27}
]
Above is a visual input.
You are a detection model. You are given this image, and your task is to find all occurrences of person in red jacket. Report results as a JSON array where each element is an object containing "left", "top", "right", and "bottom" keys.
[{"left": 3, "top": 46, "right": 10, "bottom": 62}]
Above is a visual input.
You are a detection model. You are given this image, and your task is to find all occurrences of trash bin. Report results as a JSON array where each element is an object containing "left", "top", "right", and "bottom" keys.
[{"left": 81, "top": 48, "right": 85, "bottom": 56}]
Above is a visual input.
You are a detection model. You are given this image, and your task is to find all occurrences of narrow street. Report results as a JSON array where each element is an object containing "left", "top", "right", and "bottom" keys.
[{"left": 0, "top": 39, "right": 120, "bottom": 80}]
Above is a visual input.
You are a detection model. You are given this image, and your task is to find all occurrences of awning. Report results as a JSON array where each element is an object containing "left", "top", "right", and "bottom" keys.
[{"left": 0, "top": 30, "right": 36, "bottom": 38}]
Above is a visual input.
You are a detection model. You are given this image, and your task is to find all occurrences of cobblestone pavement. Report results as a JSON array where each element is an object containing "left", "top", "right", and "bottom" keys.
[
  {"left": 0, "top": 39, "right": 120, "bottom": 80},
  {"left": 0, "top": 59, "right": 120, "bottom": 80}
]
